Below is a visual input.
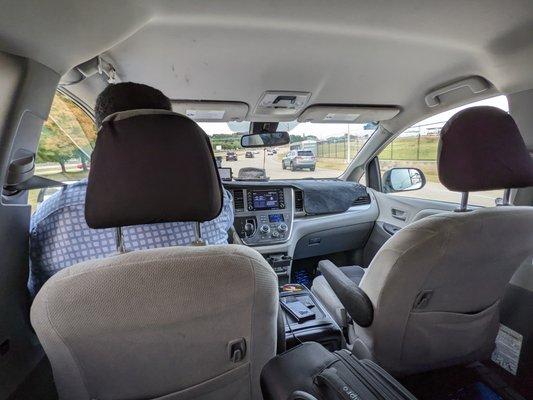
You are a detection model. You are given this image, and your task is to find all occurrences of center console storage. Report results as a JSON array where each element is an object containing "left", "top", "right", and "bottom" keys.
[{"left": 279, "top": 284, "right": 343, "bottom": 351}]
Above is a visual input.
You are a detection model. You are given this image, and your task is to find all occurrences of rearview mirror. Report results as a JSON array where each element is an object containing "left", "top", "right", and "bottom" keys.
[
  {"left": 382, "top": 168, "right": 426, "bottom": 193},
  {"left": 240, "top": 132, "right": 290, "bottom": 148}
]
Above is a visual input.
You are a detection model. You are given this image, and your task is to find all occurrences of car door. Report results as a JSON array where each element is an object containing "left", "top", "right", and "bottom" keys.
[{"left": 363, "top": 97, "right": 507, "bottom": 264}]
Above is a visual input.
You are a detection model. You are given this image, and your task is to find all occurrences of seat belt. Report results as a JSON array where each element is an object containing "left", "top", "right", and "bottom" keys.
[{"left": 2, "top": 152, "right": 67, "bottom": 195}]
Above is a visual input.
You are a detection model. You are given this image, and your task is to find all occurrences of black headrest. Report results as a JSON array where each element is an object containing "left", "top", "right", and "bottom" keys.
[
  {"left": 85, "top": 110, "right": 223, "bottom": 229},
  {"left": 438, "top": 106, "right": 533, "bottom": 192}
]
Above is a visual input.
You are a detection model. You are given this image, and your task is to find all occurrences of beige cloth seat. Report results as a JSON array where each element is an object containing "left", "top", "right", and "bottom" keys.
[
  {"left": 31, "top": 245, "right": 278, "bottom": 400},
  {"left": 30, "top": 109, "right": 279, "bottom": 399},
  {"left": 312, "top": 106, "right": 533, "bottom": 375}
]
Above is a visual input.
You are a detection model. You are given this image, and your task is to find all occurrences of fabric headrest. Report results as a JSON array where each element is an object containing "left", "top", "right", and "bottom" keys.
[
  {"left": 438, "top": 106, "right": 533, "bottom": 192},
  {"left": 85, "top": 110, "right": 223, "bottom": 229}
]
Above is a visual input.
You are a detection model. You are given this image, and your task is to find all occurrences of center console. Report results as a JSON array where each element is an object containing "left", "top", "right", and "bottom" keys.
[
  {"left": 279, "top": 284, "right": 343, "bottom": 351},
  {"left": 232, "top": 187, "right": 294, "bottom": 246}
]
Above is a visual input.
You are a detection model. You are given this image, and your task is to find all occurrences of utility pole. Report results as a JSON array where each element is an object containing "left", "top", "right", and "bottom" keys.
[{"left": 346, "top": 124, "right": 351, "bottom": 163}]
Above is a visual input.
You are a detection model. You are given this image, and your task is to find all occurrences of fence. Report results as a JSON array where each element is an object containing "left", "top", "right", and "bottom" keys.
[{"left": 316, "top": 121, "right": 445, "bottom": 162}]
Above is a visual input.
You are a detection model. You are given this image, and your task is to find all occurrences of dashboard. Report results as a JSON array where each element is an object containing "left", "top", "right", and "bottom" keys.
[{"left": 224, "top": 180, "right": 378, "bottom": 281}]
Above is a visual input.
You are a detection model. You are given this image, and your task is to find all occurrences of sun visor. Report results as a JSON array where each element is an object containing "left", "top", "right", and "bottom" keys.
[
  {"left": 171, "top": 101, "right": 248, "bottom": 122},
  {"left": 298, "top": 105, "right": 400, "bottom": 123}
]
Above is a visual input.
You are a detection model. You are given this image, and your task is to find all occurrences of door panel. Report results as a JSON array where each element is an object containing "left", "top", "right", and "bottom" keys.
[{"left": 363, "top": 189, "right": 458, "bottom": 265}]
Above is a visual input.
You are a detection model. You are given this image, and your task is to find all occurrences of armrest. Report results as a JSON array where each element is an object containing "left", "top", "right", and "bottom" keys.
[{"left": 317, "top": 260, "right": 374, "bottom": 327}]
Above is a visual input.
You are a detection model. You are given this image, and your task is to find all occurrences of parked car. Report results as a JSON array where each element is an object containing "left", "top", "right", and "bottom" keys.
[
  {"left": 282, "top": 150, "right": 316, "bottom": 171},
  {"left": 245, "top": 151, "right": 254, "bottom": 158},
  {"left": 225, "top": 151, "right": 238, "bottom": 161}
]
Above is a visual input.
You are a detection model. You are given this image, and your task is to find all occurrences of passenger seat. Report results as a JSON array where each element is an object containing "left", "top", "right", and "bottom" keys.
[{"left": 30, "top": 110, "right": 279, "bottom": 400}]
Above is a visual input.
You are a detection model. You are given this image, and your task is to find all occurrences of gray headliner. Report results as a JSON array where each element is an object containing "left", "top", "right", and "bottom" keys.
[{"left": 1, "top": 0, "right": 532, "bottom": 135}]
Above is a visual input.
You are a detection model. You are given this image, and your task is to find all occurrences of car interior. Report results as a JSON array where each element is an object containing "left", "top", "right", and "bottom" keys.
[{"left": 1, "top": 1, "right": 533, "bottom": 400}]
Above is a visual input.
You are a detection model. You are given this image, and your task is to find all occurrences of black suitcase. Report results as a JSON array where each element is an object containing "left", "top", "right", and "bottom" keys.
[{"left": 261, "top": 342, "right": 416, "bottom": 400}]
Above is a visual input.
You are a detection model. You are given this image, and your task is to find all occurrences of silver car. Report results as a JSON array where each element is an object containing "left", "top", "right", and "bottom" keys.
[{"left": 282, "top": 150, "right": 316, "bottom": 171}]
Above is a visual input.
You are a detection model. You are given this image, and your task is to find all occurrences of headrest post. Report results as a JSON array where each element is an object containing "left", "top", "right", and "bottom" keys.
[
  {"left": 191, "top": 222, "right": 206, "bottom": 246},
  {"left": 502, "top": 189, "right": 512, "bottom": 206},
  {"left": 455, "top": 192, "right": 469, "bottom": 212},
  {"left": 115, "top": 227, "right": 126, "bottom": 253}
]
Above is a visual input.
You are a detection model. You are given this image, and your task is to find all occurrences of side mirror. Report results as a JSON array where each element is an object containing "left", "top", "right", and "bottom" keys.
[
  {"left": 240, "top": 131, "right": 290, "bottom": 148},
  {"left": 382, "top": 168, "right": 426, "bottom": 193}
]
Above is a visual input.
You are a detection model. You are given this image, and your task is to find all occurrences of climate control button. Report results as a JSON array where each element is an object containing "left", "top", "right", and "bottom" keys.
[
  {"left": 260, "top": 224, "right": 271, "bottom": 234},
  {"left": 278, "top": 223, "right": 288, "bottom": 232}
]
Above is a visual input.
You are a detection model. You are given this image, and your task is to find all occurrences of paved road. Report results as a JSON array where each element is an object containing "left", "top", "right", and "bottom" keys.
[
  {"left": 39, "top": 153, "right": 500, "bottom": 207},
  {"left": 393, "top": 182, "right": 501, "bottom": 207},
  {"left": 219, "top": 151, "right": 341, "bottom": 180}
]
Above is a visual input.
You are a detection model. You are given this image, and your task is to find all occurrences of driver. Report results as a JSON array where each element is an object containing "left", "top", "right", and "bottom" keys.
[{"left": 28, "top": 82, "right": 234, "bottom": 296}]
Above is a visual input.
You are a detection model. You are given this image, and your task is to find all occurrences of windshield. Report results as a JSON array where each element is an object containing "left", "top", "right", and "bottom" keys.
[{"left": 200, "top": 121, "right": 374, "bottom": 180}]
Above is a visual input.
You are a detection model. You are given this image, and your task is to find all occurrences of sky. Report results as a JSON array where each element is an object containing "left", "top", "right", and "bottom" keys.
[{"left": 199, "top": 95, "right": 508, "bottom": 140}]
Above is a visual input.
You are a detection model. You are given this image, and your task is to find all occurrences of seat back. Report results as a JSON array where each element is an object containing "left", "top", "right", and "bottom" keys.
[
  {"left": 355, "top": 207, "right": 533, "bottom": 374},
  {"left": 353, "top": 106, "right": 533, "bottom": 374},
  {"left": 31, "top": 108, "right": 279, "bottom": 399},
  {"left": 31, "top": 245, "right": 278, "bottom": 399}
]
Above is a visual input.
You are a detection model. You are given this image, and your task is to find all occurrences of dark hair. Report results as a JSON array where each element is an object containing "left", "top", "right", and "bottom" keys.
[{"left": 94, "top": 82, "right": 172, "bottom": 128}]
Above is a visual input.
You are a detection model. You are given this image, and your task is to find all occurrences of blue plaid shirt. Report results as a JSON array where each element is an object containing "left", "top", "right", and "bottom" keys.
[{"left": 29, "top": 179, "right": 234, "bottom": 296}]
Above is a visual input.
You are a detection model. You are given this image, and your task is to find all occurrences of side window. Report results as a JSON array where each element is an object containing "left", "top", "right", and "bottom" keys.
[
  {"left": 377, "top": 96, "right": 508, "bottom": 207},
  {"left": 30, "top": 92, "right": 96, "bottom": 211}
]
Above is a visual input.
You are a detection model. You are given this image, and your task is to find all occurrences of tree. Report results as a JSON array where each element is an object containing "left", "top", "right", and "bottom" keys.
[
  {"left": 36, "top": 120, "right": 77, "bottom": 173},
  {"left": 36, "top": 93, "right": 96, "bottom": 174},
  {"left": 290, "top": 134, "right": 305, "bottom": 143}
]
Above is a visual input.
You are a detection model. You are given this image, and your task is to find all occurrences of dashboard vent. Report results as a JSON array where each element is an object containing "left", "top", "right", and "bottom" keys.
[
  {"left": 294, "top": 189, "right": 304, "bottom": 212},
  {"left": 233, "top": 189, "right": 245, "bottom": 211},
  {"left": 352, "top": 192, "right": 371, "bottom": 206}
]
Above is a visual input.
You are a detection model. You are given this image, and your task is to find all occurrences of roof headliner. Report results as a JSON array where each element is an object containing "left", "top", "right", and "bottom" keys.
[{"left": 1, "top": 0, "right": 532, "bottom": 127}]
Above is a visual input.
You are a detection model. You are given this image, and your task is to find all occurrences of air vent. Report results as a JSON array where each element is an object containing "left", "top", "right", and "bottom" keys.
[
  {"left": 294, "top": 189, "right": 304, "bottom": 212},
  {"left": 233, "top": 189, "right": 245, "bottom": 211},
  {"left": 352, "top": 193, "right": 371, "bottom": 206}
]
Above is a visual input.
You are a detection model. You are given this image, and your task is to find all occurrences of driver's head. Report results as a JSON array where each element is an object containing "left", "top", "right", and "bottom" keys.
[{"left": 94, "top": 82, "right": 172, "bottom": 129}]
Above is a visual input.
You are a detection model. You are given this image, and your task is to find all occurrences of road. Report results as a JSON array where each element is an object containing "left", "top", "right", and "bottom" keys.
[
  {"left": 38, "top": 152, "right": 500, "bottom": 207},
  {"left": 219, "top": 151, "right": 341, "bottom": 180}
]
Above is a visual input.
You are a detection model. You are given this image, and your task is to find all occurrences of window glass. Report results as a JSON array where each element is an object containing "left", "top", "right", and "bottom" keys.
[
  {"left": 377, "top": 96, "right": 508, "bottom": 206},
  {"left": 200, "top": 121, "right": 375, "bottom": 180},
  {"left": 30, "top": 92, "right": 95, "bottom": 211}
]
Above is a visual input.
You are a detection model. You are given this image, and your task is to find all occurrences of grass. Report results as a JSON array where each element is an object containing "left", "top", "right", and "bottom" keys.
[
  {"left": 379, "top": 136, "right": 439, "bottom": 161},
  {"left": 317, "top": 136, "right": 439, "bottom": 162}
]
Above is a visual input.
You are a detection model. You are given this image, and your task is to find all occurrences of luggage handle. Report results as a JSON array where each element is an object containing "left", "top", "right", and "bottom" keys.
[
  {"left": 288, "top": 390, "right": 320, "bottom": 400},
  {"left": 314, "top": 367, "right": 361, "bottom": 400}
]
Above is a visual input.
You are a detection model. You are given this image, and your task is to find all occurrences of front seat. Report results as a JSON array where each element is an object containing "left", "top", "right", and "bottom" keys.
[
  {"left": 31, "top": 109, "right": 279, "bottom": 400},
  {"left": 312, "top": 106, "right": 533, "bottom": 375}
]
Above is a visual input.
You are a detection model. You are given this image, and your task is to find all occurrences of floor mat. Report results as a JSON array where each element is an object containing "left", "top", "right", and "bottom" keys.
[
  {"left": 400, "top": 362, "right": 526, "bottom": 400},
  {"left": 445, "top": 381, "right": 502, "bottom": 400}
]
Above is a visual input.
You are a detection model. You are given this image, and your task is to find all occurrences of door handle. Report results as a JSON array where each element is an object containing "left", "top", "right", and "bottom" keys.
[
  {"left": 391, "top": 208, "right": 406, "bottom": 221},
  {"left": 383, "top": 222, "right": 401, "bottom": 235}
]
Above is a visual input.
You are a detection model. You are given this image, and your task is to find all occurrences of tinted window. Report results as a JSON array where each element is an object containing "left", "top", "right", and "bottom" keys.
[{"left": 297, "top": 151, "right": 314, "bottom": 156}]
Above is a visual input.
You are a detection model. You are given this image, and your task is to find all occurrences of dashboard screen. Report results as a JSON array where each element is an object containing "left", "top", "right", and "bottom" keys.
[
  {"left": 252, "top": 190, "right": 279, "bottom": 210},
  {"left": 268, "top": 213, "right": 284, "bottom": 223},
  {"left": 218, "top": 167, "right": 232, "bottom": 181}
]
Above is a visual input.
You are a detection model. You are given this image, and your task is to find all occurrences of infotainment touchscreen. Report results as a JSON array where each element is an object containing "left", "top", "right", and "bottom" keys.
[{"left": 252, "top": 190, "right": 279, "bottom": 210}]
